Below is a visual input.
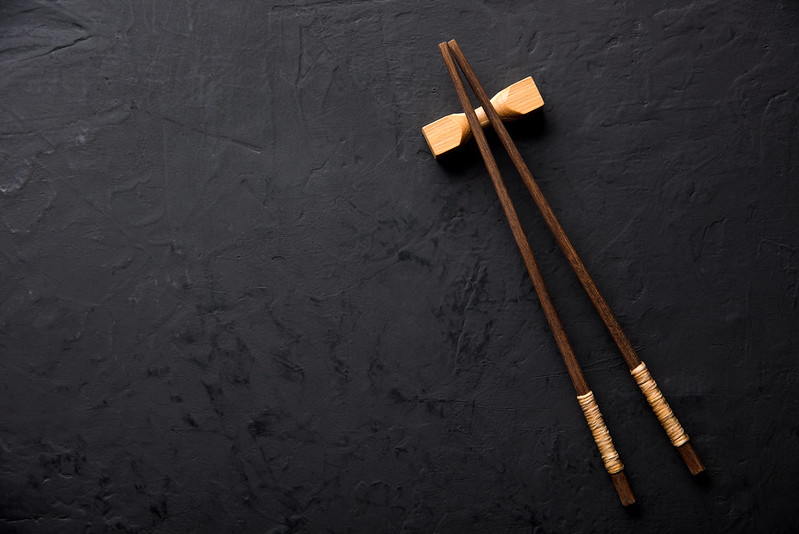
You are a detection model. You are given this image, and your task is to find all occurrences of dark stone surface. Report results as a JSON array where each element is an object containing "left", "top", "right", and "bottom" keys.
[{"left": 1, "top": 1, "right": 797, "bottom": 532}]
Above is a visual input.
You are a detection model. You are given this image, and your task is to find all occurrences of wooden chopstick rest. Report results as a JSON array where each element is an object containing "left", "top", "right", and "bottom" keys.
[{"left": 422, "top": 76, "right": 543, "bottom": 158}]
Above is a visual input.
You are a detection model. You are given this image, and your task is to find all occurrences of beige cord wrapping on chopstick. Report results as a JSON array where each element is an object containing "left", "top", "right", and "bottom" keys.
[
  {"left": 576, "top": 391, "right": 624, "bottom": 474},
  {"left": 631, "top": 362, "right": 689, "bottom": 447}
]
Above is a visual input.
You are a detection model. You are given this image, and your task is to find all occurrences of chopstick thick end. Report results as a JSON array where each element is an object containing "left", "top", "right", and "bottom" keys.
[
  {"left": 677, "top": 441, "right": 705, "bottom": 475},
  {"left": 610, "top": 471, "right": 636, "bottom": 507}
]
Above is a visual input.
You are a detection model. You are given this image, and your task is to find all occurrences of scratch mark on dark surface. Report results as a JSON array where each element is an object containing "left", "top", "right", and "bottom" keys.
[
  {"left": 142, "top": 111, "right": 263, "bottom": 153},
  {"left": 24, "top": 35, "right": 92, "bottom": 61}
]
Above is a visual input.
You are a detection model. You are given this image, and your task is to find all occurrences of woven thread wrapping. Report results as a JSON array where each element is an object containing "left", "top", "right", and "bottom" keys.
[
  {"left": 576, "top": 391, "right": 624, "bottom": 474},
  {"left": 631, "top": 362, "right": 689, "bottom": 447}
]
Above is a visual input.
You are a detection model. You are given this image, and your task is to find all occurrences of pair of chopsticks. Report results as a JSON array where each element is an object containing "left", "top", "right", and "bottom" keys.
[{"left": 437, "top": 39, "right": 704, "bottom": 506}]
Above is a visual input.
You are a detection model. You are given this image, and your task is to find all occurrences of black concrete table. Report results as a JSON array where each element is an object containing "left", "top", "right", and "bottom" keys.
[{"left": 1, "top": 1, "right": 797, "bottom": 532}]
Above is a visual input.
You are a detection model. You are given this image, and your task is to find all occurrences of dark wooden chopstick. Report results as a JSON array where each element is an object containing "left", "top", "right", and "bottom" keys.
[
  {"left": 444, "top": 39, "right": 704, "bottom": 476},
  {"left": 438, "top": 41, "right": 636, "bottom": 506}
]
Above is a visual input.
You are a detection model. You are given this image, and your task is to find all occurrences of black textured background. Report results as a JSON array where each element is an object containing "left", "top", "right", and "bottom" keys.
[{"left": 1, "top": 1, "right": 798, "bottom": 532}]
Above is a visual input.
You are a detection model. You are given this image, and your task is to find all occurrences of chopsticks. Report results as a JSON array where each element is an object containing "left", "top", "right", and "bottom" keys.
[
  {"left": 437, "top": 39, "right": 705, "bottom": 503},
  {"left": 443, "top": 40, "right": 704, "bottom": 477},
  {"left": 438, "top": 41, "right": 635, "bottom": 506}
]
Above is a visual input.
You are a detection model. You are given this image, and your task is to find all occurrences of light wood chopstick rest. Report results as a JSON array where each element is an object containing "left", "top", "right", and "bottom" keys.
[{"left": 422, "top": 76, "right": 544, "bottom": 158}]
